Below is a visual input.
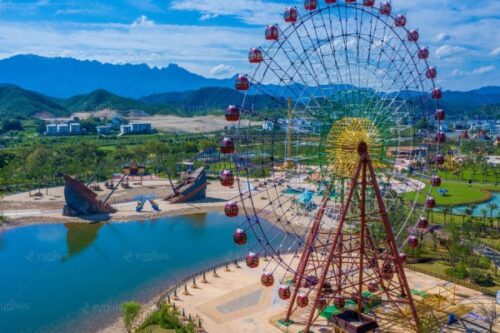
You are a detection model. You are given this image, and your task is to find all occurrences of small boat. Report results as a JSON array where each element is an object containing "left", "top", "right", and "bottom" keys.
[{"left": 165, "top": 167, "right": 207, "bottom": 203}]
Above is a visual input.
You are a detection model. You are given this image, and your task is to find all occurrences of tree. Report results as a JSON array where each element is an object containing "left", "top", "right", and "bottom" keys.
[
  {"left": 1, "top": 119, "right": 23, "bottom": 133},
  {"left": 478, "top": 302, "right": 499, "bottom": 333},
  {"left": 122, "top": 301, "right": 141, "bottom": 332},
  {"left": 34, "top": 119, "right": 47, "bottom": 135},
  {"left": 480, "top": 208, "right": 488, "bottom": 225},
  {"left": 487, "top": 203, "right": 498, "bottom": 218}
]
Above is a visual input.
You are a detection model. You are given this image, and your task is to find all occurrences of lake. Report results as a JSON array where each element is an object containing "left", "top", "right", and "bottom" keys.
[
  {"left": 0, "top": 212, "right": 286, "bottom": 332},
  {"left": 451, "top": 192, "right": 500, "bottom": 217}
]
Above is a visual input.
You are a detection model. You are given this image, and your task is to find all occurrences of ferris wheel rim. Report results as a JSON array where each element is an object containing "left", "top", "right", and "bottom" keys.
[{"left": 228, "top": 1, "right": 444, "bottom": 271}]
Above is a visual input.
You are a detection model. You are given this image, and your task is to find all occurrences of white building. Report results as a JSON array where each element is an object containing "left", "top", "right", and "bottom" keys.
[
  {"left": 96, "top": 125, "right": 112, "bottom": 135},
  {"left": 69, "top": 122, "right": 81, "bottom": 134},
  {"left": 45, "top": 124, "right": 58, "bottom": 135},
  {"left": 45, "top": 121, "right": 82, "bottom": 136},
  {"left": 120, "top": 122, "right": 152, "bottom": 135}
]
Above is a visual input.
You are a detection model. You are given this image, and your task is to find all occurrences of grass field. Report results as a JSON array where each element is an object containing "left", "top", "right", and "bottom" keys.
[
  {"left": 439, "top": 168, "right": 499, "bottom": 184},
  {"left": 407, "top": 260, "right": 500, "bottom": 294},
  {"left": 404, "top": 179, "right": 500, "bottom": 207}
]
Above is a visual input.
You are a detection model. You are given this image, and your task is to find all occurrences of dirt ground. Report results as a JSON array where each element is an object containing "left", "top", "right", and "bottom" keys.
[
  {"left": 99, "top": 254, "right": 499, "bottom": 333},
  {"left": 46, "top": 110, "right": 232, "bottom": 133}
]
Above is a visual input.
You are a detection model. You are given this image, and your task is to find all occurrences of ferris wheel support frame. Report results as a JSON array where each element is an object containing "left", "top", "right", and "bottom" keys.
[{"left": 292, "top": 142, "right": 421, "bottom": 333}]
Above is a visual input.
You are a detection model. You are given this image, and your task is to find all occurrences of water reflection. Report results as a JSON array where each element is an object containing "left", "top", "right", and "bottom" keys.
[{"left": 65, "top": 223, "right": 103, "bottom": 257}]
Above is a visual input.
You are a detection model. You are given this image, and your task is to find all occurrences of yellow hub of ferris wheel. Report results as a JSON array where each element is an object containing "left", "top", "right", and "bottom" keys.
[{"left": 326, "top": 117, "right": 384, "bottom": 178}]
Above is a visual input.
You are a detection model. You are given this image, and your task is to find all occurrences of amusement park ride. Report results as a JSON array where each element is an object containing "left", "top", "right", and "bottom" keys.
[{"left": 221, "top": 1, "right": 448, "bottom": 332}]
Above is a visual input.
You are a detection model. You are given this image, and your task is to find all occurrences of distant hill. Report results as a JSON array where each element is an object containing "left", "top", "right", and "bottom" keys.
[
  {"left": 0, "top": 86, "right": 282, "bottom": 119},
  {"left": 0, "top": 84, "right": 69, "bottom": 117},
  {"left": 0, "top": 54, "right": 234, "bottom": 98},
  {"left": 59, "top": 89, "right": 151, "bottom": 113},
  {"left": 0, "top": 82, "right": 498, "bottom": 120},
  {"left": 140, "top": 87, "right": 285, "bottom": 114}
]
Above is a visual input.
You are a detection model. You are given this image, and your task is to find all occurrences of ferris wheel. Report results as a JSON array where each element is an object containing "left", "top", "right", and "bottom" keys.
[{"left": 221, "top": 1, "right": 445, "bottom": 332}]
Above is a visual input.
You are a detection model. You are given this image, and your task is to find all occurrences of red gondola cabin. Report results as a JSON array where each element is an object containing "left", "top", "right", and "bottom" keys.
[
  {"left": 245, "top": 252, "right": 259, "bottom": 268},
  {"left": 261, "top": 272, "right": 274, "bottom": 287},
  {"left": 363, "top": 0, "right": 375, "bottom": 7},
  {"left": 426, "top": 67, "right": 437, "bottom": 79},
  {"left": 278, "top": 285, "right": 291, "bottom": 300},
  {"left": 418, "top": 47, "right": 430, "bottom": 60},
  {"left": 265, "top": 25, "right": 279, "bottom": 40},
  {"left": 426, "top": 196, "right": 436, "bottom": 209},
  {"left": 436, "top": 131, "right": 446, "bottom": 143},
  {"left": 431, "top": 175, "right": 442, "bottom": 187},
  {"left": 235, "top": 75, "right": 249, "bottom": 90},
  {"left": 248, "top": 48, "right": 263, "bottom": 63},
  {"left": 435, "top": 109, "right": 445, "bottom": 121},
  {"left": 408, "top": 30, "right": 419, "bottom": 42},
  {"left": 284, "top": 7, "right": 298, "bottom": 23},
  {"left": 225, "top": 105, "right": 240, "bottom": 122},
  {"left": 220, "top": 137, "right": 235, "bottom": 154},
  {"left": 417, "top": 217, "right": 429, "bottom": 229},
  {"left": 334, "top": 297, "right": 346, "bottom": 308},
  {"left": 400, "top": 253, "right": 408, "bottom": 263},
  {"left": 432, "top": 88, "right": 443, "bottom": 99},
  {"left": 297, "top": 294, "right": 309, "bottom": 307},
  {"left": 408, "top": 236, "right": 419, "bottom": 248},
  {"left": 224, "top": 201, "right": 239, "bottom": 217},
  {"left": 233, "top": 228, "right": 247, "bottom": 245},
  {"left": 304, "top": 0, "right": 317, "bottom": 11},
  {"left": 435, "top": 154, "right": 445, "bottom": 165},
  {"left": 395, "top": 15, "right": 407, "bottom": 27},
  {"left": 220, "top": 169, "right": 234, "bottom": 187},
  {"left": 380, "top": 2, "right": 392, "bottom": 15}
]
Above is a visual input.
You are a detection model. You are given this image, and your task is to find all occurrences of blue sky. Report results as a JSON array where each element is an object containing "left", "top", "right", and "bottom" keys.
[{"left": 0, "top": 0, "right": 498, "bottom": 90}]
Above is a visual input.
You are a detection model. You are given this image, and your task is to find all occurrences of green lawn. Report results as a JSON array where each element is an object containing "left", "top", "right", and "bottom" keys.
[
  {"left": 439, "top": 168, "right": 499, "bottom": 184},
  {"left": 404, "top": 180, "right": 500, "bottom": 207},
  {"left": 407, "top": 260, "right": 500, "bottom": 294}
]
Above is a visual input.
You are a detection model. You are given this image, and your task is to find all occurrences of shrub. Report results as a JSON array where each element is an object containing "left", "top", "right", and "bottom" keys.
[
  {"left": 469, "top": 268, "right": 494, "bottom": 287},
  {"left": 122, "top": 301, "right": 141, "bottom": 330},
  {"left": 445, "top": 262, "right": 468, "bottom": 279}
]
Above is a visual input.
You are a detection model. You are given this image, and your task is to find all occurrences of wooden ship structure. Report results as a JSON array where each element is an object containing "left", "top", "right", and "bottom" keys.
[
  {"left": 165, "top": 166, "right": 207, "bottom": 204},
  {"left": 62, "top": 175, "right": 117, "bottom": 217}
]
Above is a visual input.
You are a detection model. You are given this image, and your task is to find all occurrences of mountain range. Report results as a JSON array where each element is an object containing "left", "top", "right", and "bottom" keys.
[
  {"left": 0, "top": 54, "right": 234, "bottom": 99},
  {"left": 0, "top": 84, "right": 283, "bottom": 118},
  {"left": 0, "top": 54, "right": 499, "bottom": 120}
]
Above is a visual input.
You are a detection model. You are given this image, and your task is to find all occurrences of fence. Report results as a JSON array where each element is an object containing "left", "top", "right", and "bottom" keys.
[
  {"left": 133, "top": 250, "right": 297, "bottom": 330},
  {"left": 404, "top": 264, "right": 496, "bottom": 297}
]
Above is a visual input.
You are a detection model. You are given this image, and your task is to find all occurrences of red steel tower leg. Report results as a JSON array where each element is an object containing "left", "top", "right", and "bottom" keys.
[
  {"left": 284, "top": 182, "right": 334, "bottom": 323},
  {"left": 299, "top": 142, "right": 420, "bottom": 333}
]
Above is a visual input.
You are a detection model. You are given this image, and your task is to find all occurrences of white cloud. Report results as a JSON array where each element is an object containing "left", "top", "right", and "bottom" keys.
[
  {"left": 200, "top": 13, "right": 219, "bottom": 21},
  {"left": 434, "top": 33, "right": 451, "bottom": 42},
  {"left": 435, "top": 45, "right": 468, "bottom": 59},
  {"left": 491, "top": 47, "right": 500, "bottom": 57},
  {"left": 170, "top": 0, "right": 287, "bottom": 25},
  {"left": 452, "top": 69, "right": 466, "bottom": 77},
  {"left": 0, "top": 20, "right": 259, "bottom": 78},
  {"left": 209, "top": 64, "right": 235, "bottom": 77},
  {"left": 451, "top": 66, "right": 495, "bottom": 77},
  {"left": 131, "top": 15, "right": 155, "bottom": 27},
  {"left": 472, "top": 65, "right": 495, "bottom": 75}
]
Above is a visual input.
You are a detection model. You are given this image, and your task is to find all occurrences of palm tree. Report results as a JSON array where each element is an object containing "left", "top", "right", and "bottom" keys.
[
  {"left": 480, "top": 208, "right": 488, "bottom": 230},
  {"left": 487, "top": 203, "right": 498, "bottom": 218}
]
